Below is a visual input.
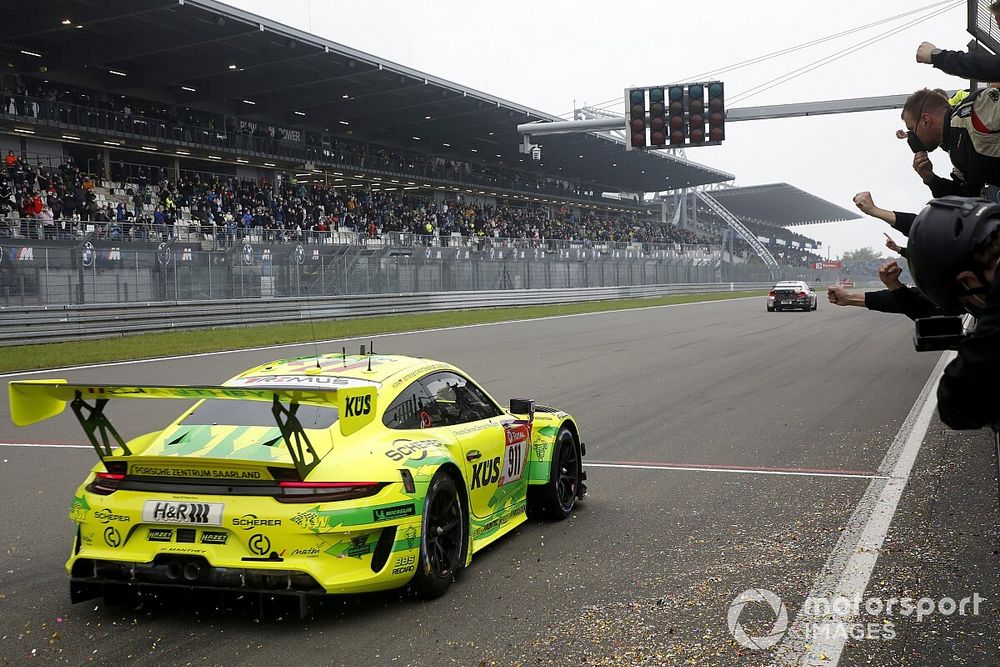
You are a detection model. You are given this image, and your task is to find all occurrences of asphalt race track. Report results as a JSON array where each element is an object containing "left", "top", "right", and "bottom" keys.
[{"left": 1, "top": 296, "right": 998, "bottom": 666}]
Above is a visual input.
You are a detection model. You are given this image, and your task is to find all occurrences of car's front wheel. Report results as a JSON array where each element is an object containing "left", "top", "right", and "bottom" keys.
[
  {"left": 410, "top": 471, "right": 464, "bottom": 599},
  {"left": 528, "top": 426, "right": 583, "bottom": 521}
]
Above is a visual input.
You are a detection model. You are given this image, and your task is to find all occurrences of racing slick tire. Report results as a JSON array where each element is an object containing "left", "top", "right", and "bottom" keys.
[
  {"left": 527, "top": 426, "right": 583, "bottom": 521},
  {"left": 766, "top": 305, "right": 775, "bottom": 312},
  {"left": 410, "top": 470, "right": 465, "bottom": 599},
  {"left": 812, "top": 300, "right": 818, "bottom": 311}
]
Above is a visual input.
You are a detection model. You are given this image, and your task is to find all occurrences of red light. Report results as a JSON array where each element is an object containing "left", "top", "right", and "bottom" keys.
[
  {"left": 768, "top": 290, "right": 776, "bottom": 296},
  {"left": 86, "top": 471, "right": 125, "bottom": 495},
  {"left": 278, "top": 481, "right": 377, "bottom": 488},
  {"left": 797, "top": 291, "right": 806, "bottom": 298},
  {"left": 275, "top": 481, "right": 386, "bottom": 503}
]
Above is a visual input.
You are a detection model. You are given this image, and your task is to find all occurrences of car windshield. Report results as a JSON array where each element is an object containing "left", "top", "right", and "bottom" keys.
[{"left": 180, "top": 399, "right": 339, "bottom": 429}]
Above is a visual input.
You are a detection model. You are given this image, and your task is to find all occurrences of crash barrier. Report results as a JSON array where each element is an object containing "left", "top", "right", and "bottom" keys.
[
  {"left": 0, "top": 282, "right": 771, "bottom": 345},
  {"left": 0, "top": 237, "right": 780, "bottom": 308}
]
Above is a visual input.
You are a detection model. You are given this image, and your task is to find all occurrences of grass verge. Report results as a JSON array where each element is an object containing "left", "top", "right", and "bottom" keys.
[{"left": 1, "top": 290, "right": 764, "bottom": 373}]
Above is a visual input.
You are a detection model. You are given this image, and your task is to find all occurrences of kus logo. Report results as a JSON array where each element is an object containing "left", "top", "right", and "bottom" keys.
[
  {"left": 344, "top": 394, "right": 372, "bottom": 418},
  {"left": 180, "top": 247, "right": 193, "bottom": 261},
  {"left": 14, "top": 246, "right": 33, "bottom": 261},
  {"left": 470, "top": 457, "right": 502, "bottom": 490}
]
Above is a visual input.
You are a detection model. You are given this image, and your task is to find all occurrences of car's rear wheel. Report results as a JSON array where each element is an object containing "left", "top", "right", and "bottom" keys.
[
  {"left": 410, "top": 471, "right": 464, "bottom": 599},
  {"left": 528, "top": 426, "right": 582, "bottom": 521}
]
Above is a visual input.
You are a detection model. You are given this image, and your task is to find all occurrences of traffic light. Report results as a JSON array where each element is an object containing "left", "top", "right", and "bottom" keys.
[
  {"left": 687, "top": 83, "right": 705, "bottom": 144},
  {"left": 628, "top": 88, "right": 646, "bottom": 149},
  {"left": 708, "top": 81, "right": 725, "bottom": 143},
  {"left": 648, "top": 87, "right": 666, "bottom": 147},
  {"left": 668, "top": 85, "right": 685, "bottom": 145}
]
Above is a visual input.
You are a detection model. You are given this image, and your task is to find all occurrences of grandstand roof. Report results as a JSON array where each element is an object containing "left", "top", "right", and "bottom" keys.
[
  {"left": 3, "top": 0, "right": 733, "bottom": 194},
  {"left": 705, "top": 183, "right": 860, "bottom": 227}
]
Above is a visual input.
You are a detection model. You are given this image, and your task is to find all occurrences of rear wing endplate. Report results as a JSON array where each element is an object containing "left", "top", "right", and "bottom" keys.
[{"left": 9, "top": 380, "right": 378, "bottom": 479}]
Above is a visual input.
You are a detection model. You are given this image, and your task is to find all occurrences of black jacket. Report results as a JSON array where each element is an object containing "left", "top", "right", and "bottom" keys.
[
  {"left": 864, "top": 287, "right": 938, "bottom": 320},
  {"left": 927, "top": 89, "right": 1000, "bottom": 198},
  {"left": 937, "top": 279, "right": 1000, "bottom": 430},
  {"left": 932, "top": 49, "right": 1000, "bottom": 84}
]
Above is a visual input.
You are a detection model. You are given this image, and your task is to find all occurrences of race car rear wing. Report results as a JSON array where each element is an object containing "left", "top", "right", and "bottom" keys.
[{"left": 9, "top": 380, "right": 378, "bottom": 479}]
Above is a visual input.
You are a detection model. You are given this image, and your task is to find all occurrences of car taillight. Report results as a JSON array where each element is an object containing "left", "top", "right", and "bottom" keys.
[
  {"left": 797, "top": 291, "right": 806, "bottom": 298},
  {"left": 275, "top": 481, "right": 387, "bottom": 503},
  {"left": 86, "top": 472, "right": 125, "bottom": 496},
  {"left": 768, "top": 290, "right": 776, "bottom": 297}
]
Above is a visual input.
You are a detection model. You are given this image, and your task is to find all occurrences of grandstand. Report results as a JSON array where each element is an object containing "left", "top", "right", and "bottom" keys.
[{"left": 1, "top": 0, "right": 857, "bottom": 304}]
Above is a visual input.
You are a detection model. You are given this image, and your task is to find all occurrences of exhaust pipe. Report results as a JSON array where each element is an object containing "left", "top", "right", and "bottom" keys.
[
  {"left": 165, "top": 561, "right": 182, "bottom": 581},
  {"left": 182, "top": 562, "right": 202, "bottom": 581}
]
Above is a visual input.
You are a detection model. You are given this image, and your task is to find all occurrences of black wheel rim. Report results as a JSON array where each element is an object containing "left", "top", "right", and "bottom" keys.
[
  {"left": 425, "top": 482, "right": 462, "bottom": 578},
  {"left": 555, "top": 433, "right": 579, "bottom": 511}
]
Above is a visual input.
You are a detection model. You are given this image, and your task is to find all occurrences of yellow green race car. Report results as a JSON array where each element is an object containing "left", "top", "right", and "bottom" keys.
[{"left": 8, "top": 353, "right": 586, "bottom": 611}]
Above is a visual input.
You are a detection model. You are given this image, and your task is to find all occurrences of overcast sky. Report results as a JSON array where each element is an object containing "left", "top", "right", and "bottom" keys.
[{"left": 225, "top": 0, "right": 975, "bottom": 259}]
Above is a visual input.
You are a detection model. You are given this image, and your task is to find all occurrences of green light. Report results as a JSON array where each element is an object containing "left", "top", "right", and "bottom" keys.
[
  {"left": 649, "top": 88, "right": 664, "bottom": 103},
  {"left": 709, "top": 83, "right": 723, "bottom": 98},
  {"left": 630, "top": 89, "right": 645, "bottom": 104},
  {"left": 669, "top": 87, "right": 683, "bottom": 101},
  {"left": 688, "top": 84, "right": 703, "bottom": 99}
]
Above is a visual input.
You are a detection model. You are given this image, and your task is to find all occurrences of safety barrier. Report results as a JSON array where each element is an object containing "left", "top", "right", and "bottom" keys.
[{"left": 0, "top": 282, "right": 770, "bottom": 345}]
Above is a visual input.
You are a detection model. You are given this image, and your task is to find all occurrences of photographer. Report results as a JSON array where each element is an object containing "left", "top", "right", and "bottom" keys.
[{"left": 907, "top": 197, "right": 1000, "bottom": 429}]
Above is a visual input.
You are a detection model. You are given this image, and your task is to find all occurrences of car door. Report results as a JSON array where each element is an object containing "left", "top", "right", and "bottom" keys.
[{"left": 418, "top": 372, "right": 513, "bottom": 520}]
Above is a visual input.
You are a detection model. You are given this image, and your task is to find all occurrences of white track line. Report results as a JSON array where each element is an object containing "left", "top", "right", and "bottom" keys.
[
  {"left": 0, "top": 295, "right": 758, "bottom": 378},
  {"left": 586, "top": 462, "right": 887, "bottom": 480},
  {"left": 776, "top": 350, "right": 955, "bottom": 666}
]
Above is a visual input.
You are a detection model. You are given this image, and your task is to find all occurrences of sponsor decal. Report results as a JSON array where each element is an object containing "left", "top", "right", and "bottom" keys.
[
  {"left": 79, "top": 532, "right": 94, "bottom": 545},
  {"left": 232, "top": 375, "right": 373, "bottom": 388},
  {"left": 156, "top": 242, "right": 172, "bottom": 267},
  {"left": 141, "top": 500, "right": 224, "bottom": 526},
  {"left": 392, "top": 554, "right": 416, "bottom": 575},
  {"left": 383, "top": 439, "right": 440, "bottom": 462},
  {"left": 232, "top": 514, "right": 282, "bottom": 530},
  {"left": 532, "top": 442, "right": 548, "bottom": 461},
  {"left": 242, "top": 244, "right": 255, "bottom": 266},
  {"left": 958, "top": 105, "right": 973, "bottom": 118},
  {"left": 180, "top": 247, "right": 193, "bottom": 262},
  {"left": 291, "top": 509, "right": 323, "bottom": 530},
  {"left": 470, "top": 457, "right": 502, "bottom": 490},
  {"left": 346, "top": 535, "right": 372, "bottom": 558},
  {"left": 343, "top": 394, "right": 372, "bottom": 417},
  {"left": 148, "top": 528, "right": 173, "bottom": 542},
  {"left": 200, "top": 531, "right": 228, "bottom": 545},
  {"left": 294, "top": 244, "right": 305, "bottom": 264},
  {"left": 291, "top": 546, "right": 321, "bottom": 557},
  {"left": 990, "top": 89, "right": 1000, "bottom": 103},
  {"left": 92, "top": 508, "right": 131, "bottom": 524},
  {"left": 15, "top": 247, "right": 33, "bottom": 261},
  {"left": 129, "top": 464, "right": 263, "bottom": 480},
  {"left": 248, "top": 533, "right": 271, "bottom": 556},
  {"left": 473, "top": 518, "right": 500, "bottom": 538},
  {"left": 69, "top": 496, "right": 89, "bottom": 522},
  {"left": 403, "top": 526, "right": 417, "bottom": 550},
  {"left": 103, "top": 526, "right": 122, "bottom": 548},
  {"left": 373, "top": 504, "right": 416, "bottom": 522}
]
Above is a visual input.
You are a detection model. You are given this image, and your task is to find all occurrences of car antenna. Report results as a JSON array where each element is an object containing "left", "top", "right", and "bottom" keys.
[{"left": 302, "top": 283, "right": 321, "bottom": 372}]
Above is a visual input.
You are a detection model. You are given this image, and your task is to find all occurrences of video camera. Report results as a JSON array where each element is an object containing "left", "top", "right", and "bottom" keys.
[{"left": 913, "top": 315, "right": 971, "bottom": 351}]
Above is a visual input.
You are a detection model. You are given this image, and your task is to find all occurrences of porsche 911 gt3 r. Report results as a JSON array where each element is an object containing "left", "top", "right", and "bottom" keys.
[{"left": 9, "top": 353, "right": 586, "bottom": 609}]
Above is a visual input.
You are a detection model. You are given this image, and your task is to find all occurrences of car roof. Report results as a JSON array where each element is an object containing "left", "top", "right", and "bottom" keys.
[{"left": 233, "top": 354, "right": 456, "bottom": 388}]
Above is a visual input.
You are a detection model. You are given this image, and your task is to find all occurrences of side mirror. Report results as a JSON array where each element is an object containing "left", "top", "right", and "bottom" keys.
[{"left": 509, "top": 398, "right": 535, "bottom": 421}]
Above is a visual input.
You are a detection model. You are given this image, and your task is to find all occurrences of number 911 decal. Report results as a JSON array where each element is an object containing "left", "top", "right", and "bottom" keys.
[{"left": 500, "top": 423, "right": 530, "bottom": 486}]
